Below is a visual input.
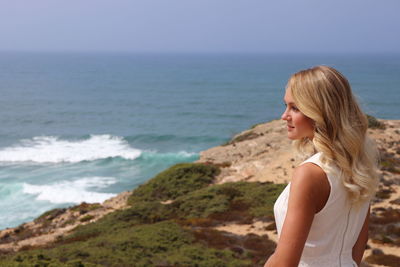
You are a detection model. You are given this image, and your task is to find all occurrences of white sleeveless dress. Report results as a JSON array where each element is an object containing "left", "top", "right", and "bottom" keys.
[{"left": 273, "top": 152, "right": 370, "bottom": 267}]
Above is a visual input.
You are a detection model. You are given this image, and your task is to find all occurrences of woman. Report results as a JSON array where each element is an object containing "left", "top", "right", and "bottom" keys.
[{"left": 264, "top": 66, "right": 378, "bottom": 267}]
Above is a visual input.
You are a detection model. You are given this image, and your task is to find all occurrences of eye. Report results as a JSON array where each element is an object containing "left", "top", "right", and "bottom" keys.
[{"left": 291, "top": 106, "right": 299, "bottom": 112}]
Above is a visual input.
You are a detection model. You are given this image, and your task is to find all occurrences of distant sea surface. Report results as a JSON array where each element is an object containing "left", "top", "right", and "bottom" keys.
[{"left": 0, "top": 52, "right": 399, "bottom": 229}]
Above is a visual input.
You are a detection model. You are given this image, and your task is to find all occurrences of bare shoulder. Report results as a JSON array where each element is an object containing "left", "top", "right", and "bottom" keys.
[
  {"left": 290, "top": 163, "right": 330, "bottom": 213},
  {"left": 291, "top": 162, "right": 328, "bottom": 189}
]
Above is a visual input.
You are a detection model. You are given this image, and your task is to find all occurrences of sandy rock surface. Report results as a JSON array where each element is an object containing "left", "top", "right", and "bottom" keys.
[
  {"left": 198, "top": 119, "right": 296, "bottom": 184},
  {"left": 199, "top": 119, "right": 400, "bottom": 266}
]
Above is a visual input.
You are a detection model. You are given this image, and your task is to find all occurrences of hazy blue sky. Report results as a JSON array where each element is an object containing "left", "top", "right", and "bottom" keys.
[{"left": 0, "top": 0, "right": 399, "bottom": 53}]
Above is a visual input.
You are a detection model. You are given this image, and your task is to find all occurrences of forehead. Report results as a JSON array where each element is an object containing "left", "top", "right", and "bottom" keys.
[{"left": 283, "top": 89, "right": 295, "bottom": 103}]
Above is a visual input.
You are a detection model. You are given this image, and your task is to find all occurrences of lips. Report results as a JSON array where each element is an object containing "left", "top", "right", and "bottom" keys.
[{"left": 287, "top": 125, "right": 294, "bottom": 131}]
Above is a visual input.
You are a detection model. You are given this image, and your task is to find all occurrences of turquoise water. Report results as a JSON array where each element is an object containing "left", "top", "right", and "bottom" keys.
[{"left": 0, "top": 52, "right": 399, "bottom": 229}]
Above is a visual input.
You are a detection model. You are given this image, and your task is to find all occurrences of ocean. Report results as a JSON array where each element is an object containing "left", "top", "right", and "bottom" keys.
[{"left": 0, "top": 52, "right": 399, "bottom": 230}]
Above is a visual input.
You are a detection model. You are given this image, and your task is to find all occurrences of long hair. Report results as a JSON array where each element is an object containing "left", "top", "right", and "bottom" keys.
[{"left": 287, "top": 65, "right": 378, "bottom": 203}]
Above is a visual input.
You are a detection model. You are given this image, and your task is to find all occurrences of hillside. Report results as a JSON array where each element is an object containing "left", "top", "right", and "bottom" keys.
[
  {"left": 0, "top": 117, "right": 398, "bottom": 266},
  {"left": 197, "top": 118, "right": 400, "bottom": 266}
]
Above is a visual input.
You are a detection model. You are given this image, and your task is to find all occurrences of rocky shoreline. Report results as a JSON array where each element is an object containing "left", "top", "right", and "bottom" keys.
[
  {"left": 0, "top": 191, "right": 131, "bottom": 253},
  {"left": 0, "top": 118, "right": 399, "bottom": 266}
]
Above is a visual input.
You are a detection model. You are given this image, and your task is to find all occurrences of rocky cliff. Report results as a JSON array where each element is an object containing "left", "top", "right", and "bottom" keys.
[
  {"left": 197, "top": 118, "right": 400, "bottom": 266},
  {"left": 0, "top": 118, "right": 398, "bottom": 266}
]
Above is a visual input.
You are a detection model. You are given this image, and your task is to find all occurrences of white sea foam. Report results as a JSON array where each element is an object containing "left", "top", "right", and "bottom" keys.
[
  {"left": 22, "top": 176, "right": 117, "bottom": 204},
  {"left": 140, "top": 150, "right": 198, "bottom": 160},
  {"left": 0, "top": 135, "right": 142, "bottom": 163},
  {"left": 175, "top": 151, "right": 198, "bottom": 157}
]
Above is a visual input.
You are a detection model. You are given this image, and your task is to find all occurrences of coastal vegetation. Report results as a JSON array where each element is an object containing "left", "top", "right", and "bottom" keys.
[
  {"left": 367, "top": 114, "right": 386, "bottom": 129},
  {"left": 0, "top": 163, "right": 283, "bottom": 266}
]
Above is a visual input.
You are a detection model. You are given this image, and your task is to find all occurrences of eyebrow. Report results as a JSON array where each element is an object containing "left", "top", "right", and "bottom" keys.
[{"left": 283, "top": 100, "right": 295, "bottom": 105}]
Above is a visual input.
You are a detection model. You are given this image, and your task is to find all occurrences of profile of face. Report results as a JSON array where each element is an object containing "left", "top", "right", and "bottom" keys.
[{"left": 281, "top": 89, "right": 315, "bottom": 140}]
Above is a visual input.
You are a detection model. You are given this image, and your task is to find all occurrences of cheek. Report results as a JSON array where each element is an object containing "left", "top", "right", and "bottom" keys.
[
  {"left": 301, "top": 118, "right": 315, "bottom": 135},
  {"left": 295, "top": 114, "right": 314, "bottom": 132}
]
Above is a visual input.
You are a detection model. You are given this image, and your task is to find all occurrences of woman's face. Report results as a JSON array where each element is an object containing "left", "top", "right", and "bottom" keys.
[{"left": 281, "top": 89, "right": 315, "bottom": 140}]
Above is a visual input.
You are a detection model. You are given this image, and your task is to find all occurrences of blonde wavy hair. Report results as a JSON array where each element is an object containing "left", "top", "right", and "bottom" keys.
[{"left": 287, "top": 65, "right": 378, "bottom": 204}]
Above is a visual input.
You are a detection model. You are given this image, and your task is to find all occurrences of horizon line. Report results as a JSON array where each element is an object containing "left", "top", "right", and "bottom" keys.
[{"left": 0, "top": 50, "right": 399, "bottom": 55}]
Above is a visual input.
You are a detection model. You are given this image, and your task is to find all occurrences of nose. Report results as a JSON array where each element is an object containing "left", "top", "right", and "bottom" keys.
[{"left": 281, "top": 108, "right": 290, "bottom": 121}]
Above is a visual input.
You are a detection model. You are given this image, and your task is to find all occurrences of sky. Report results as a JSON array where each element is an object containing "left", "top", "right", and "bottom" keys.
[{"left": 0, "top": 0, "right": 399, "bottom": 53}]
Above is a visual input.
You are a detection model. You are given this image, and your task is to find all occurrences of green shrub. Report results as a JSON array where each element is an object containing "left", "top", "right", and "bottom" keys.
[
  {"left": 114, "top": 201, "right": 172, "bottom": 224},
  {"left": 35, "top": 208, "right": 67, "bottom": 223},
  {"left": 79, "top": 215, "right": 95, "bottom": 223},
  {"left": 128, "top": 163, "right": 220, "bottom": 204},
  {"left": 367, "top": 114, "right": 385, "bottom": 129},
  {"left": 222, "top": 131, "right": 260, "bottom": 146},
  {"left": 71, "top": 203, "right": 102, "bottom": 215},
  {"left": 379, "top": 150, "right": 400, "bottom": 174},
  {"left": 1, "top": 221, "right": 252, "bottom": 267},
  {"left": 230, "top": 131, "right": 260, "bottom": 144},
  {"left": 365, "top": 253, "right": 400, "bottom": 267},
  {"left": 173, "top": 182, "right": 286, "bottom": 222}
]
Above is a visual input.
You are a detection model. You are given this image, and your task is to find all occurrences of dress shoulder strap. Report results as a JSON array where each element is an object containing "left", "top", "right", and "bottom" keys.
[
  {"left": 300, "top": 152, "right": 324, "bottom": 169},
  {"left": 300, "top": 152, "right": 341, "bottom": 191}
]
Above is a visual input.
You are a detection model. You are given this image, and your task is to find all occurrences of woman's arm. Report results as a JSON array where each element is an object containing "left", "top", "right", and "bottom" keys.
[
  {"left": 352, "top": 207, "right": 370, "bottom": 265},
  {"left": 265, "top": 163, "right": 330, "bottom": 267}
]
